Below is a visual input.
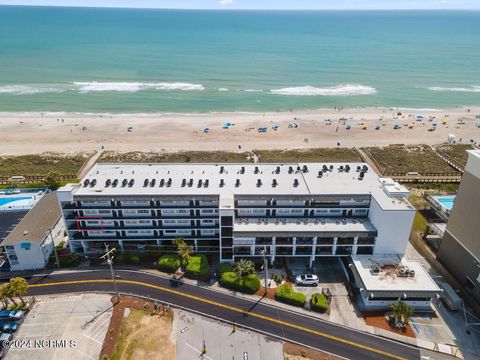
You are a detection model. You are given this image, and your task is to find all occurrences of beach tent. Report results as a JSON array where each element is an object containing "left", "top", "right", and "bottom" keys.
[
  {"left": 204, "top": 128, "right": 210, "bottom": 133},
  {"left": 223, "top": 122, "right": 232, "bottom": 127},
  {"left": 416, "top": 115, "right": 424, "bottom": 119},
  {"left": 272, "top": 125, "right": 280, "bottom": 130}
]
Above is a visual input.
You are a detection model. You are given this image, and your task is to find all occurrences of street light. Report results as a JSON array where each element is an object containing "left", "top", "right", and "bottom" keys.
[{"left": 101, "top": 243, "right": 120, "bottom": 301}]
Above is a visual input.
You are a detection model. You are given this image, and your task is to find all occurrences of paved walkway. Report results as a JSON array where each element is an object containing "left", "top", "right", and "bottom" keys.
[{"left": 76, "top": 150, "right": 103, "bottom": 179}]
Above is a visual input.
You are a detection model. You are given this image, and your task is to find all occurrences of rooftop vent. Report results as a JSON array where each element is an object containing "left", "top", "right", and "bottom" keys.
[
  {"left": 288, "top": 166, "right": 293, "bottom": 174},
  {"left": 272, "top": 179, "right": 278, "bottom": 187},
  {"left": 317, "top": 171, "right": 323, "bottom": 178},
  {"left": 275, "top": 166, "right": 280, "bottom": 174},
  {"left": 197, "top": 179, "right": 203, "bottom": 188},
  {"left": 322, "top": 165, "right": 328, "bottom": 171},
  {"left": 128, "top": 179, "right": 134, "bottom": 187},
  {"left": 188, "top": 179, "right": 193, "bottom": 187},
  {"left": 90, "top": 179, "right": 97, "bottom": 187},
  {"left": 293, "top": 179, "right": 299, "bottom": 187},
  {"left": 296, "top": 219, "right": 301, "bottom": 224},
  {"left": 219, "top": 179, "right": 225, "bottom": 187},
  {"left": 235, "top": 179, "right": 240, "bottom": 187},
  {"left": 143, "top": 179, "right": 149, "bottom": 187},
  {"left": 329, "top": 165, "right": 334, "bottom": 171},
  {"left": 220, "top": 166, "right": 224, "bottom": 174},
  {"left": 296, "top": 165, "right": 301, "bottom": 172},
  {"left": 370, "top": 266, "right": 380, "bottom": 275},
  {"left": 256, "top": 179, "right": 262, "bottom": 187},
  {"left": 345, "top": 165, "right": 350, "bottom": 172},
  {"left": 302, "top": 165, "right": 308, "bottom": 173},
  {"left": 339, "top": 165, "right": 344, "bottom": 171},
  {"left": 240, "top": 166, "right": 245, "bottom": 174},
  {"left": 362, "top": 165, "right": 368, "bottom": 172},
  {"left": 166, "top": 178, "right": 172, "bottom": 187},
  {"left": 122, "top": 179, "right": 128, "bottom": 187},
  {"left": 314, "top": 219, "right": 320, "bottom": 224},
  {"left": 254, "top": 166, "right": 259, "bottom": 174},
  {"left": 112, "top": 179, "right": 118, "bottom": 187},
  {"left": 83, "top": 179, "right": 90, "bottom": 187},
  {"left": 105, "top": 179, "right": 111, "bottom": 187},
  {"left": 181, "top": 179, "right": 186, "bottom": 187},
  {"left": 204, "top": 179, "right": 209, "bottom": 188},
  {"left": 150, "top": 179, "right": 156, "bottom": 187},
  {"left": 159, "top": 179, "right": 165, "bottom": 187}
]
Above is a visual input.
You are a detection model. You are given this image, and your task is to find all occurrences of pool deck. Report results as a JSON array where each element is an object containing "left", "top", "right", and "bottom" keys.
[{"left": 0, "top": 191, "right": 46, "bottom": 212}]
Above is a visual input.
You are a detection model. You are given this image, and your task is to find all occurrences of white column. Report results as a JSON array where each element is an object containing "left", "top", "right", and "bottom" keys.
[
  {"left": 118, "top": 240, "right": 124, "bottom": 252},
  {"left": 333, "top": 236, "right": 338, "bottom": 255},
  {"left": 292, "top": 237, "right": 297, "bottom": 255},
  {"left": 81, "top": 240, "right": 88, "bottom": 253}
]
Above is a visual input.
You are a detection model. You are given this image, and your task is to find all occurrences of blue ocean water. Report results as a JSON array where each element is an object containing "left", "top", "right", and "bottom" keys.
[{"left": 0, "top": 6, "right": 479, "bottom": 113}]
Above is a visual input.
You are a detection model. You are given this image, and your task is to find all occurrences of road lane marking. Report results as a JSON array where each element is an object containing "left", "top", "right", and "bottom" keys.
[{"left": 29, "top": 279, "right": 408, "bottom": 360}]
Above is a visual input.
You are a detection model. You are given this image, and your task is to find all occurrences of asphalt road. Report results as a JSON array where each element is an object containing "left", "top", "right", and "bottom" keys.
[{"left": 22, "top": 269, "right": 420, "bottom": 360}]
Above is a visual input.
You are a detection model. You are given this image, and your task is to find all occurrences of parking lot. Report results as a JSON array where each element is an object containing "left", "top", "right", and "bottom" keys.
[
  {"left": 5, "top": 294, "right": 112, "bottom": 360},
  {"left": 173, "top": 310, "right": 283, "bottom": 360}
]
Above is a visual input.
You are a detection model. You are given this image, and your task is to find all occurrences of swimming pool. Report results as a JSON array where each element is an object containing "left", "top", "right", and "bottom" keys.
[
  {"left": 0, "top": 197, "right": 31, "bottom": 207},
  {"left": 433, "top": 196, "right": 456, "bottom": 211}
]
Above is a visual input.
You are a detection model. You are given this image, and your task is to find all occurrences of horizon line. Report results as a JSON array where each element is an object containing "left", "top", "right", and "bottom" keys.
[{"left": 0, "top": 4, "right": 479, "bottom": 11}]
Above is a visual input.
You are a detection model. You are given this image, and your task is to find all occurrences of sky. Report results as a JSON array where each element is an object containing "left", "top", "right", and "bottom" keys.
[{"left": 0, "top": 0, "right": 478, "bottom": 10}]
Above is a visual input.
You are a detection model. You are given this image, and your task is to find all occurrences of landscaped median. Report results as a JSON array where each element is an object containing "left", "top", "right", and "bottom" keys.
[
  {"left": 274, "top": 283, "right": 306, "bottom": 307},
  {"left": 157, "top": 254, "right": 181, "bottom": 273},
  {"left": 219, "top": 272, "right": 261, "bottom": 294}
]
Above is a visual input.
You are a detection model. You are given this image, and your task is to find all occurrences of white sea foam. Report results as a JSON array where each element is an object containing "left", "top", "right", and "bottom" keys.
[
  {"left": 0, "top": 85, "right": 64, "bottom": 95},
  {"left": 270, "top": 84, "right": 377, "bottom": 96},
  {"left": 73, "top": 81, "right": 205, "bottom": 92},
  {"left": 428, "top": 86, "right": 480, "bottom": 93},
  {"left": 244, "top": 89, "right": 263, "bottom": 92}
]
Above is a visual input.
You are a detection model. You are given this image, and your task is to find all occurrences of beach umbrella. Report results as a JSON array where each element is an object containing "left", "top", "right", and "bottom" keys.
[
  {"left": 432, "top": 123, "right": 438, "bottom": 127},
  {"left": 416, "top": 115, "right": 424, "bottom": 119},
  {"left": 223, "top": 122, "right": 232, "bottom": 127}
]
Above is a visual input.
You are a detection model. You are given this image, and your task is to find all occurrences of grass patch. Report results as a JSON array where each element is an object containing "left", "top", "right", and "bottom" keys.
[
  {"left": 254, "top": 148, "right": 361, "bottom": 163},
  {"left": 99, "top": 151, "right": 248, "bottom": 163},
  {"left": 185, "top": 254, "right": 210, "bottom": 278},
  {"left": 406, "top": 183, "right": 459, "bottom": 193},
  {"left": 0, "top": 153, "right": 91, "bottom": 177},
  {"left": 99, "top": 148, "right": 361, "bottom": 164},
  {"left": 274, "top": 283, "right": 306, "bottom": 307},
  {"left": 219, "top": 272, "right": 261, "bottom": 294},
  {"left": 436, "top": 144, "right": 474, "bottom": 166},
  {"left": 412, "top": 212, "right": 428, "bottom": 232},
  {"left": 157, "top": 254, "right": 180, "bottom": 273},
  {"left": 365, "top": 145, "right": 457, "bottom": 175},
  {"left": 310, "top": 293, "right": 329, "bottom": 313},
  {"left": 110, "top": 309, "right": 174, "bottom": 360}
]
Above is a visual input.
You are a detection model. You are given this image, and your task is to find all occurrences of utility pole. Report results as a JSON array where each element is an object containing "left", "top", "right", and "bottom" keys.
[
  {"left": 101, "top": 244, "right": 120, "bottom": 302},
  {"left": 261, "top": 245, "right": 269, "bottom": 296},
  {"left": 49, "top": 228, "right": 60, "bottom": 268}
]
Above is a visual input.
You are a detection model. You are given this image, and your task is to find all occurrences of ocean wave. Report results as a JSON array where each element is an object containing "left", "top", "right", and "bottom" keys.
[
  {"left": 0, "top": 85, "right": 64, "bottom": 95},
  {"left": 73, "top": 81, "right": 205, "bottom": 92},
  {"left": 270, "top": 84, "right": 377, "bottom": 96},
  {"left": 218, "top": 88, "right": 229, "bottom": 92},
  {"left": 244, "top": 89, "right": 263, "bottom": 92},
  {"left": 428, "top": 86, "right": 480, "bottom": 93}
]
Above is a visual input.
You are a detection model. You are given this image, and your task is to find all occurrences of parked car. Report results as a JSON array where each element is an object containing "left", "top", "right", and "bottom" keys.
[
  {"left": 295, "top": 274, "right": 319, "bottom": 286},
  {"left": 0, "top": 310, "right": 24, "bottom": 321},
  {"left": 0, "top": 321, "right": 18, "bottom": 333}
]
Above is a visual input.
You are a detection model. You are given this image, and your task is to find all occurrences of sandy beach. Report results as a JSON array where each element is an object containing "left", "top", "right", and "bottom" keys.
[{"left": 1, "top": 107, "right": 479, "bottom": 155}]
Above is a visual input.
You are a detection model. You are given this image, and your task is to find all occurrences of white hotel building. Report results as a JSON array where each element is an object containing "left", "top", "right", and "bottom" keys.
[{"left": 57, "top": 162, "right": 442, "bottom": 309}]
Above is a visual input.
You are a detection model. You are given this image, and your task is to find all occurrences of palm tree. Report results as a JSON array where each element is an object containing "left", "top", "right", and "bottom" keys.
[
  {"left": 9, "top": 277, "right": 28, "bottom": 306},
  {"left": 390, "top": 300, "right": 413, "bottom": 326},
  {"left": 234, "top": 259, "right": 255, "bottom": 278},
  {"left": 173, "top": 237, "right": 194, "bottom": 266},
  {"left": 3, "top": 282, "right": 17, "bottom": 307}
]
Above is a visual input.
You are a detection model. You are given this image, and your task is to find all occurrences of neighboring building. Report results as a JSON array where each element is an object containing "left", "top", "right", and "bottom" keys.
[
  {"left": 1, "top": 192, "right": 62, "bottom": 271},
  {"left": 57, "top": 163, "right": 415, "bottom": 265},
  {"left": 438, "top": 150, "right": 480, "bottom": 302},
  {"left": 349, "top": 255, "right": 442, "bottom": 310}
]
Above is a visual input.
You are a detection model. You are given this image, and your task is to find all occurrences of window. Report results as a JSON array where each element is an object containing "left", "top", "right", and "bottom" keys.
[
  {"left": 82, "top": 200, "right": 110, "bottom": 207},
  {"left": 276, "top": 200, "right": 305, "bottom": 206},
  {"left": 121, "top": 200, "right": 149, "bottom": 206},
  {"left": 137, "top": 209, "right": 150, "bottom": 214},
  {"left": 200, "top": 209, "right": 216, "bottom": 214},
  {"left": 238, "top": 209, "right": 266, "bottom": 216},
  {"left": 161, "top": 200, "right": 189, "bottom": 206},
  {"left": 139, "top": 230, "right": 153, "bottom": 235},
  {"left": 86, "top": 220, "right": 101, "bottom": 225},
  {"left": 201, "top": 229, "right": 216, "bottom": 236},
  {"left": 98, "top": 209, "right": 112, "bottom": 215},
  {"left": 124, "top": 220, "right": 138, "bottom": 226},
  {"left": 237, "top": 200, "right": 267, "bottom": 206},
  {"left": 314, "top": 209, "right": 329, "bottom": 215},
  {"left": 329, "top": 209, "right": 342, "bottom": 214},
  {"left": 201, "top": 219, "right": 216, "bottom": 225}
]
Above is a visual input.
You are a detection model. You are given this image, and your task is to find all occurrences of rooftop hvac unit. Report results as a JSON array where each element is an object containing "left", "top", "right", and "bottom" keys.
[
  {"left": 219, "top": 179, "right": 225, "bottom": 187},
  {"left": 188, "top": 179, "right": 193, "bottom": 187},
  {"left": 240, "top": 166, "right": 245, "bottom": 174},
  {"left": 105, "top": 179, "right": 111, "bottom": 187},
  {"left": 314, "top": 219, "right": 320, "bottom": 224},
  {"left": 318, "top": 171, "right": 323, "bottom": 178},
  {"left": 272, "top": 179, "right": 278, "bottom": 187},
  {"left": 370, "top": 266, "right": 380, "bottom": 275},
  {"left": 296, "top": 219, "right": 301, "bottom": 224},
  {"left": 181, "top": 179, "right": 186, "bottom": 187},
  {"left": 150, "top": 179, "right": 156, "bottom": 187},
  {"left": 302, "top": 165, "right": 308, "bottom": 173},
  {"left": 204, "top": 179, "right": 209, "bottom": 187},
  {"left": 254, "top": 166, "right": 259, "bottom": 174},
  {"left": 235, "top": 179, "right": 240, "bottom": 187},
  {"left": 90, "top": 179, "right": 97, "bottom": 187},
  {"left": 256, "top": 179, "right": 262, "bottom": 187},
  {"left": 282, "top": 219, "right": 287, "bottom": 224},
  {"left": 83, "top": 179, "right": 90, "bottom": 187},
  {"left": 293, "top": 179, "right": 299, "bottom": 187},
  {"left": 143, "top": 179, "right": 149, "bottom": 187},
  {"left": 122, "top": 179, "right": 128, "bottom": 187},
  {"left": 128, "top": 179, "right": 134, "bottom": 187},
  {"left": 321, "top": 218, "right": 326, "bottom": 224},
  {"left": 159, "top": 179, "right": 165, "bottom": 187},
  {"left": 112, "top": 179, "right": 118, "bottom": 187},
  {"left": 288, "top": 166, "right": 293, "bottom": 174},
  {"left": 275, "top": 166, "right": 280, "bottom": 174},
  {"left": 257, "top": 220, "right": 262, "bottom": 225},
  {"left": 408, "top": 270, "right": 416, "bottom": 278},
  {"left": 197, "top": 179, "right": 203, "bottom": 188},
  {"left": 166, "top": 178, "right": 172, "bottom": 187},
  {"left": 219, "top": 166, "right": 224, "bottom": 174}
]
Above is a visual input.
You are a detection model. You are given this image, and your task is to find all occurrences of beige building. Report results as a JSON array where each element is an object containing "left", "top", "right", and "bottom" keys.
[
  {"left": 1, "top": 193, "right": 63, "bottom": 271},
  {"left": 438, "top": 150, "right": 480, "bottom": 303}
]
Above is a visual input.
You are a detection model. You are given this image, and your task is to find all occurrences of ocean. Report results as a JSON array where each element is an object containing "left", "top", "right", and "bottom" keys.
[{"left": 0, "top": 6, "right": 479, "bottom": 114}]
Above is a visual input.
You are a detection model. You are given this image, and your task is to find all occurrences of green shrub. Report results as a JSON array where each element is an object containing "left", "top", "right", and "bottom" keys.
[
  {"left": 185, "top": 254, "right": 210, "bottom": 278},
  {"left": 310, "top": 293, "right": 328, "bottom": 313},
  {"left": 219, "top": 262, "right": 234, "bottom": 274},
  {"left": 58, "top": 253, "right": 82, "bottom": 268},
  {"left": 55, "top": 240, "right": 65, "bottom": 250},
  {"left": 157, "top": 254, "right": 181, "bottom": 273},
  {"left": 272, "top": 274, "right": 283, "bottom": 284},
  {"left": 274, "top": 283, "right": 306, "bottom": 307},
  {"left": 220, "top": 272, "right": 261, "bottom": 294},
  {"left": 130, "top": 255, "right": 140, "bottom": 264}
]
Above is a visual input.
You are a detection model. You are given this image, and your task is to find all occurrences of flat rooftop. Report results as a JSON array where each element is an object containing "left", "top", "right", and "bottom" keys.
[
  {"left": 61, "top": 163, "right": 414, "bottom": 210},
  {"left": 351, "top": 255, "right": 441, "bottom": 293},
  {"left": 234, "top": 217, "right": 376, "bottom": 234}
]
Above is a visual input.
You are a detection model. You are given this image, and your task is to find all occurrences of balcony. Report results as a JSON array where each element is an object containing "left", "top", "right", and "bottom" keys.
[
  {"left": 296, "top": 237, "right": 314, "bottom": 245},
  {"left": 315, "top": 246, "right": 333, "bottom": 255},
  {"left": 234, "top": 247, "right": 251, "bottom": 255},
  {"left": 296, "top": 246, "right": 313, "bottom": 255},
  {"left": 276, "top": 247, "right": 293, "bottom": 256},
  {"left": 337, "top": 237, "right": 355, "bottom": 245},
  {"left": 357, "top": 237, "right": 375, "bottom": 245},
  {"left": 256, "top": 237, "right": 273, "bottom": 245},
  {"left": 317, "top": 237, "right": 334, "bottom": 245},
  {"left": 336, "top": 246, "right": 353, "bottom": 255},
  {"left": 276, "top": 237, "right": 293, "bottom": 245},
  {"left": 356, "top": 246, "right": 374, "bottom": 255}
]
